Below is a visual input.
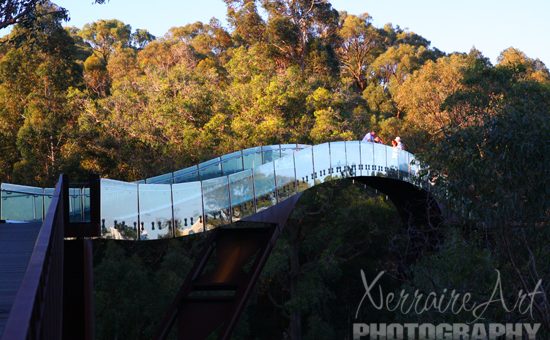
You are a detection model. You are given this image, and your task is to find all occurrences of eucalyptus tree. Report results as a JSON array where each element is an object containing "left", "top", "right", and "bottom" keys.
[
  {"left": 337, "top": 13, "right": 384, "bottom": 91},
  {"left": 0, "top": 0, "right": 105, "bottom": 31},
  {"left": 0, "top": 2, "right": 82, "bottom": 184}
]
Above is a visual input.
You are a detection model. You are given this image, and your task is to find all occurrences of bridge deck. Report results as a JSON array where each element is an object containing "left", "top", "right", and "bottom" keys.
[{"left": 0, "top": 222, "right": 41, "bottom": 337}]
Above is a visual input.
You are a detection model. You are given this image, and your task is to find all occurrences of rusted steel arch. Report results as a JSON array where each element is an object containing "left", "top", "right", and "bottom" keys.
[{"left": 156, "top": 175, "right": 442, "bottom": 340}]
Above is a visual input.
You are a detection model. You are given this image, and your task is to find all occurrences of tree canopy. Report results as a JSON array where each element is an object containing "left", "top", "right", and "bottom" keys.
[{"left": 1, "top": 0, "right": 549, "bottom": 338}]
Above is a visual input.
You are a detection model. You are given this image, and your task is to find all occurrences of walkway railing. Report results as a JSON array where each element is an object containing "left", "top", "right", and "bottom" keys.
[
  {"left": 0, "top": 142, "right": 428, "bottom": 241},
  {"left": 1, "top": 175, "right": 66, "bottom": 340},
  {"left": 0, "top": 144, "right": 306, "bottom": 224}
]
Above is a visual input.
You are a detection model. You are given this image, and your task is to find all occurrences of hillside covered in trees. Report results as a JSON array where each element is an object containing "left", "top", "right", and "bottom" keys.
[
  {"left": 1, "top": 1, "right": 549, "bottom": 339},
  {"left": 0, "top": 0, "right": 545, "bottom": 187}
]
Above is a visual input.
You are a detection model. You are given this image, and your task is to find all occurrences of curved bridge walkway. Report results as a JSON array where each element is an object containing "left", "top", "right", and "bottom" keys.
[
  {"left": 1, "top": 141, "right": 427, "bottom": 240},
  {"left": 0, "top": 141, "right": 440, "bottom": 340}
]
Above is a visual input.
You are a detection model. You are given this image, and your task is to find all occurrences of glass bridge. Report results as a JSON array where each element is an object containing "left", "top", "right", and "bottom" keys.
[{"left": 0, "top": 141, "right": 424, "bottom": 240}]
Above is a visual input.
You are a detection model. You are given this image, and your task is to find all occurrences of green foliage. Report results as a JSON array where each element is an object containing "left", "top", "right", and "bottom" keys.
[
  {"left": 0, "top": 0, "right": 453, "bottom": 184},
  {"left": 79, "top": 19, "right": 132, "bottom": 63},
  {"left": 397, "top": 227, "right": 497, "bottom": 324},
  {"left": 1, "top": 1, "right": 549, "bottom": 337},
  {"left": 0, "top": 2, "right": 82, "bottom": 185},
  {"left": 94, "top": 236, "right": 204, "bottom": 339},
  {"left": 403, "top": 47, "right": 550, "bottom": 331},
  {"left": 250, "top": 181, "right": 405, "bottom": 338}
]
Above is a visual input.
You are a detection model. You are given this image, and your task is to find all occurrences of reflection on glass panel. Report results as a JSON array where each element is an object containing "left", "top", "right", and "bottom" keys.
[
  {"left": 0, "top": 183, "right": 43, "bottom": 221},
  {"left": 262, "top": 145, "right": 281, "bottom": 163},
  {"left": 146, "top": 173, "right": 173, "bottom": 184},
  {"left": 280, "top": 144, "right": 297, "bottom": 158},
  {"left": 293, "top": 147, "right": 314, "bottom": 191},
  {"left": 312, "top": 143, "right": 331, "bottom": 183},
  {"left": 199, "top": 158, "right": 222, "bottom": 181},
  {"left": 202, "top": 176, "right": 231, "bottom": 230},
  {"left": 398, "top": 150, "right": 410, "bottom": 179},
  {"left": 387, "top": 147, "right": 400, "bottom": 178},
  {"left": 410, "top": 153, "right": 420, "bottom": 177},
  {"left": 221, "top": 151, "right": 244, "bottom": 176},
  {"left": 360, "top": 142, "right": 374, "bottom": 176},
  {"left": 44, "top": 188, "right": 54, "bottom": 215},
  {"left": 329, "top": 142, "right": 347, "bottom": 179},
  {"left": 253, "top": 162, "right": 276, "bottom": 212},
  {"left": 173, "top": 166, "right": 200, "bottom": 184},
  {"left": 35, "top": 194, "right": 44, "bottom": 221},
  {"left": 229, "top": 169, "right": 255, "bottom": 221},
  {"left": 274, "top": 154, "right": 296, "bottom": 202},
  {"left": 373, "top": 143, "right": 387, "bottom": 175},
  {"left": 243, "top": 147, "right": 262, "bottom": 169},
  {"left": 359, "top": 142, "right": 374, "bottom": 176},
  {"left": 139, "top": 184, "right": 173, "bottom": 240},
  {"left": 69, "top": 188, "right": 83, "bottom": 222},
  {"left": 345, "top": 141, "right": 361, "bottom": 177},
  {"left": 82, "top": 188, "right": 91, "bottom": 221},
  {"left": 100, "top": 179, "right": 138, "bottom": 240},
  {"left": 173, "top": 182, "right": 203, "bottom": 236}
]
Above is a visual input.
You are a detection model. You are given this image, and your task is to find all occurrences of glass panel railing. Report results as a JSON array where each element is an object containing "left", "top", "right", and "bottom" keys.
[
  {"left": 44, "top": 188, "right": 54, "bottom": 215},
  {"left": 138, "top": 184, "right": 173, "bottom": 240},
  {"left": 199, "top": 157, "right": 223, "bottom": 181},
  {"left": 100, "top": 179, "right": 138, "bottom": 240},
  {"left": 253, "top": 162, "right": 276, "bottom": 212},
  {"left": 312, "top": 143, "right": 331, "bottom": 183},
  {"left": 0, "top": 143, "right": 428, "bottom": 240},
  {"left": 202, "top": 176, "right": 231, "bottom": 230},
  {"left": 345, "top": 141, "right": 361, "bottom": 177},
  {"left": 221, "top": 151, "right": 244, "bottom": 176},
  {"left": 262, "top": 145, "right": 281, "bottom": 163},
  {"left": 398, "top": 149, "right": 410, "bottom": 179},
  {"left": 243, "top": 147, "right": 262, "bottom": 169},
  {"left": 294, "top": 147, "right": 314, "bottom": 191},
  {"left": 228, "top": 169, "right": 255, "bottom": 221},
  {"left": 360, "top": 142, "right": 374, "bottom": 176},
  {"left": 274, "top": 154, "right": 296, "bottom": 202},
  {"left": 145, "top": 172, "right": 173, "bottom": 184},
  {"left": 0, "top": 183, "right": 44, "bottom": 221},
  {"left": 329, "top": 142, "right": 347, "bottom": 179},
  {"left": 281, "top": 144, "right": 298, "bottom": 158},
  {"left": 373, "top": 143, "right": 387, "bottom": 175},
  {"left": 172, "top": 182, "right": 203, "bottom": 236},
  {"left": 82, "top": 188, "right": 91, "bottom": 221},
  {"left": 68, "top": 187, "right": 91, "bottom": 223},
  {"left": 69, "top": 188, "right": 83, "bottom": 222},
  {"left": 387, "top": 146, "right": 400, "bottom": 178},
  {"left": 134, "top": 145, "right": 307, "bottom": 186},
  {"left": 173, "top": 166, "right": 199, "bottom": 184}
]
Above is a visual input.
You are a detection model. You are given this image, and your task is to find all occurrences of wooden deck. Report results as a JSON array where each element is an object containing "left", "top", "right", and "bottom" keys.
[{"left": 0, "top": 222, "right": 41, "bottom": 337}]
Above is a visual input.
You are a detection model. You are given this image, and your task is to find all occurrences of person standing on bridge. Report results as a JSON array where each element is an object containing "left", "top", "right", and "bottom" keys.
[
  {"left": 374, "top": 135, "right": 384, "bottom": 144},
  {"left": 362, "top": 131, "right": 376, "bottom": 142},
  {"left": 393, "top": 136, "right": 405, "bottom": 150}
]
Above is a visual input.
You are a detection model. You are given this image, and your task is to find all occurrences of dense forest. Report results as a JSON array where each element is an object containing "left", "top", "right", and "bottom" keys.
[{"left": 1, "top": 0, "right": 549, "bottom": 339}]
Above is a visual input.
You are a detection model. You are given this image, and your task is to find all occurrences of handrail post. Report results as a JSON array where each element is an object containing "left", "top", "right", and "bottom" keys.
[
  {"left": 62, "top": 174, "right": 70, "bottom": 228},
  {"left": 90, "top": 174, "right": 101, "bottom": 236}
]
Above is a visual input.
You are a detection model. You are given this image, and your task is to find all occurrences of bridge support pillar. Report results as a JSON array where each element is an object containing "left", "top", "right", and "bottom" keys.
[{"left": 63, "top": 238, "right": 95, "bottom": 340}]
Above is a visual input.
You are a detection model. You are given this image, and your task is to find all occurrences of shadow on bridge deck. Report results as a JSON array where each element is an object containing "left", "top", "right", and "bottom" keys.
[{"left": 0, "top": 222, "right": 41, "bottom": 337}]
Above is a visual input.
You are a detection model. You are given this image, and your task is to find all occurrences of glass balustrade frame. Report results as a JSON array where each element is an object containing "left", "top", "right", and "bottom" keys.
[{"left": 1, "top": 142, "right": 426, "bottom": 240}]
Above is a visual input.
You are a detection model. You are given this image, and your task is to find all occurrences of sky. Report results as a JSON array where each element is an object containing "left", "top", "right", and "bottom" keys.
[{"left": 52, "top": 0, "right": 550, "bottom": 67}]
